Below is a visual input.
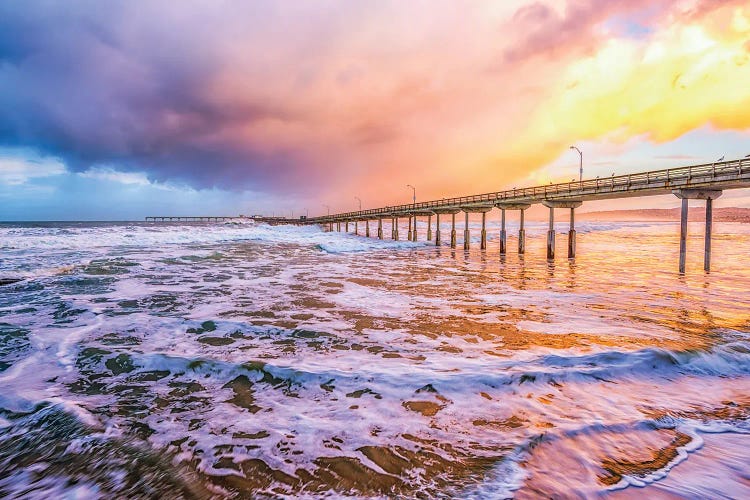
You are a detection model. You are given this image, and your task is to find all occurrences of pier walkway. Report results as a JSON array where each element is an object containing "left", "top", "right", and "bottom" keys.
[{"left": 307, "top": 158, "right": 750, "bottom": 272}]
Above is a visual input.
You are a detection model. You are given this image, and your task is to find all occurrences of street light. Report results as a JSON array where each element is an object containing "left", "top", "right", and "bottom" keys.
[
  {"left": 406, "top": 184, "right": 416, "bottom": 206},
  {"left": 322, "top": 204, "right": 331, "bottom": 231},
  {"left": 570, "top": 146, "right": 583, "bottom": 182},
  {"left": 354, "top": 196, "right": 362, "bottom": 211}
]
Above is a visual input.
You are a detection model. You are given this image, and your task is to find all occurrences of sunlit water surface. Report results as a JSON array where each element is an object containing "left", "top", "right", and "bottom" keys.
[{"left": 1, "top": 220, "right": 749, "bottom": 498}]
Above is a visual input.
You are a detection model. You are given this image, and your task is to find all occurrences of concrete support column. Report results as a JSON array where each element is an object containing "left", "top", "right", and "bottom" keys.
[
  {"left": 541, "top": 200, "right": 582, "bottom": 260},
  {"left": 451, "top": 214, "right": 457, "bottom": 248},
  {"left": 394, "top": 217, "right": 399, "bottom": 240},
  {"left": 673, "top": 189, "right": 722, "bottom": 273},
  {"left": 412, "top": 217, "right": 418, "bottom": 242},
  {"left": 365, "top": 220, "right": 370, "bottom": 238},
  {"left": 427, "top": 215, "right": 433, "bottom": 242},
  {"left": 355, "top": 221, "right": 358, "bottom": 235},
  {"left": 705, "top": 198, "right": 713, "bottom": 272},
  {"left": 407, "top": 216, "right": 413, "bottom": 241},
  {"left": 345, "top": 221, "right": 349, "bottom": 233},
  {"left": 499, "top": 209, "right": 507, "bottom": 255},
  {"left": 337, "top": 222, "right": 341, "bottom": 232},
  {"left": 463, "top": 212, "right": 470, "bottom": 250},
  {"left": 378, "top": 218, "right": 383, "bottom": 239},
  {"left": 480, "top": 212, "right": 487, "bottom": 250},
  {"left": 547, "top": 206, "right": 555, "bottom": 260},
  {"left": 568, "top": 207, "right": 576, "bottom": 259},
  {"left": 435, "top": 214, "right": 441, "bottom": 246},
  {"left": 679, "top": 198, "right": 688, "bottom": 273},
  {"left": 519, "top": 209, "right": 526, "bottom": 254}
]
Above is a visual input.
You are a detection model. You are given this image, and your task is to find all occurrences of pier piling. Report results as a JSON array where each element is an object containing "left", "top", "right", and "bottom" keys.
[
  {"left": 463, "top": 212, "right": 470, "bottom": 250},
  {"left": 705, "top": 199, "right": 712, "bottom": 272},
  {"left": 569, "top": 207, "right": 576, "bottom": 259},
  {"left": 547, "top": 206, "right": 555, "bottom": 260},
  {"left": 679, "top": 198, "right": 688, "bottom": 273},
  {"left": 451, "top": 213, "right": 457, "bottom": 248},
  {"left": 499, "top": 209, "right": 507, "bottom": 255},
  {"left": 481, "top": 212, "right": 487, "bottom": 250},
  {"left": 427, "top": 215, "right": 433, "bottom": 242},
  {"left": 378, "top": 218, "right": 383, "bottom": 239}
]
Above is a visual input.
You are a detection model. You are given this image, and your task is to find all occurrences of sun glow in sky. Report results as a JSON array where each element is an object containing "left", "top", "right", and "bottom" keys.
[{"left": 1, "top": 0, "right": 749, "bottom": 219}]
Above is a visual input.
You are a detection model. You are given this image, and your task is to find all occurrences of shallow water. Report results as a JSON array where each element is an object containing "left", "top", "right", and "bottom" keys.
[{"left": 1, "top": 219, "right": 749, "bottom": 498}]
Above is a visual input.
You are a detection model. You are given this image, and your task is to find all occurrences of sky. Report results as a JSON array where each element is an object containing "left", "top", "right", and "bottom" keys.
[{"left": 1, "top": 0, "right": 750, "bottom": 220}]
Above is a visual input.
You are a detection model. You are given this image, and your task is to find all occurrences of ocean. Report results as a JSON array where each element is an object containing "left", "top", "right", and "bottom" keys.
[{"left": 1, "top": 219, "right": 749, "bottom": 498}]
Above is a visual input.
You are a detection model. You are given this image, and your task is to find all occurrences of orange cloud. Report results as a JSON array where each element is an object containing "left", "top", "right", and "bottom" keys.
[{"left": 306, "top": 0, "right": 750, "bottom": 207}]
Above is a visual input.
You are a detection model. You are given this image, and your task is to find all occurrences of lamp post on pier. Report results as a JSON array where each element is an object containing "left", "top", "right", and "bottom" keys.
[
  {"left": 570, "top": 146, "right": 583, "bottom": 182},
  {"left": 323, "top": 204, "right": 331, "bottom": 231},
  {"left": 354, "top": 197, "right": 362, "bottom": 234},
  {"left": 407, "top": 184, "right": 416, "bottom": 240}
]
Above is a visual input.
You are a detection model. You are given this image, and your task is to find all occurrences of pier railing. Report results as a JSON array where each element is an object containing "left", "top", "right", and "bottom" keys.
[{"left": 312, "top": 158, "right": 750, "bottom": 222}]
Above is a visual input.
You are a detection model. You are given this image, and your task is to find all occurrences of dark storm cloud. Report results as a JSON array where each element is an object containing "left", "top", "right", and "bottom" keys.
[{"left": 0, "top": 1, "right": 311, "bottom": 190}]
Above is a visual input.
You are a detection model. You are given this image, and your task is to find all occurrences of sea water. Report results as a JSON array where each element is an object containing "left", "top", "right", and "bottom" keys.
[{"left": 0, "top": 220, "right": 749, "bottom": 498}]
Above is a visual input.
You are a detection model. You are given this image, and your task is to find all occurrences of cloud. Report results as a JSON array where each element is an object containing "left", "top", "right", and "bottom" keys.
[
  {"left": 0, "top": 152, "right": 66, "bottom": 185},
  {"left": 0, "top": 0, "right": 749, "bottom": 211},
  {"left": 78, "top": 167, "right": 152, "bottom": 187}
]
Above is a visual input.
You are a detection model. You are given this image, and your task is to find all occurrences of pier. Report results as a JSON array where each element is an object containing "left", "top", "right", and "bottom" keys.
[
  {"left": 144, "top": 215, "right": 294, "bottom": 224},
  {"left": 308, "top": 158, "right": 750, "bottom": 273},
  {"left": 145, "top": 216, "right": 234, "bottom": 222}
]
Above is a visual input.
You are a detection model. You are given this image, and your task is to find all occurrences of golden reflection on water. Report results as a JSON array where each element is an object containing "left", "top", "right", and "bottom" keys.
[{"left": 176, "top": 223, "right": 750, "bottom": 497}]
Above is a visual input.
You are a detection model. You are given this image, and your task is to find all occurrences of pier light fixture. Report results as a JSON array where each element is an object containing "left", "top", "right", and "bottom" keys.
[
  {"left": 354, "top": 196, "right": 362, "bottom": 211},
  {"left": 570, "top": 145, "right": 583, "bottom": 182},
  {"left": 323, "top": 204, "right": 330, "bottom": 216},
  {"left": 406, "top": 184, "right": 416, "bottom": 206}
]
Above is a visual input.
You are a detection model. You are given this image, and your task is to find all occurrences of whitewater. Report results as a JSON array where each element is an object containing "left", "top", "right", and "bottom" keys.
[{"left": 0, "top": 220, "right": 749, "bottom": 498}]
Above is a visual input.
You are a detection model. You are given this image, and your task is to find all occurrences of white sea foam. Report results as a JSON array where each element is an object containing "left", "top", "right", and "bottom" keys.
[{"left": 0, "top": 222, "right": 423, "bottom": 253}]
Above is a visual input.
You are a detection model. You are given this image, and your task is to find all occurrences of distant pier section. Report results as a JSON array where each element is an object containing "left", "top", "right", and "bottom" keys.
[
  {"left": 307, "top": 158, "right": 750, "bottom": 273},
  {"left": 145, "top": 215, "right": 298, "bottom": 224}
]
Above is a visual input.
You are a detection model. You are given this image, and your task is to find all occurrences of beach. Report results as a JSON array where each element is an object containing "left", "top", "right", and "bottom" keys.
[{"left": 1, "top": 220, "right": 749, "bottom": 498}]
